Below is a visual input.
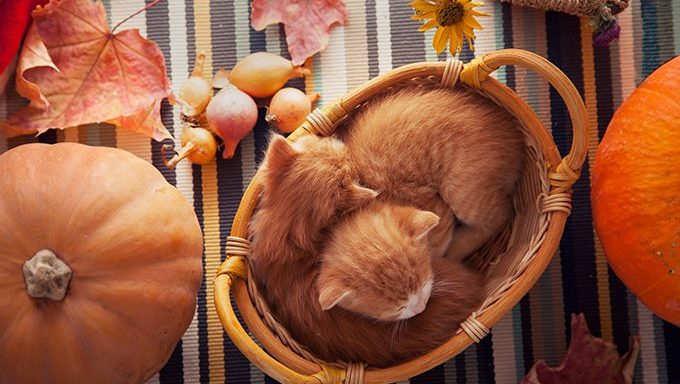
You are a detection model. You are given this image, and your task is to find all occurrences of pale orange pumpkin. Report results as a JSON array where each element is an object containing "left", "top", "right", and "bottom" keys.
[
  {"left": 592, "top": 56, "right": 680, "bottom": 326},
  {"left": 0, "top": 143, "right": 204, "bottom": 383}
]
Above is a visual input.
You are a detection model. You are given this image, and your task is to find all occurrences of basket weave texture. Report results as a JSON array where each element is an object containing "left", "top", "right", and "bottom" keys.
[
  {"left": 499, "top": 0, "right": 630, "bottom": 19},
  {"left": 214, "top": 49, "right": 589, "bottom": 384}
]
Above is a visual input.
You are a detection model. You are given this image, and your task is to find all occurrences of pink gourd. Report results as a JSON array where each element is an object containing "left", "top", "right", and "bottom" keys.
[{"left": 206, "top": 85, "right": 258, "bottom": 159}]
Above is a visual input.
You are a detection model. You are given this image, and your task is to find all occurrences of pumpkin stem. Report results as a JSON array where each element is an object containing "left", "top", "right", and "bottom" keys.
[{"left": 23, "top": 249, "right": 72, "bottom": 301}]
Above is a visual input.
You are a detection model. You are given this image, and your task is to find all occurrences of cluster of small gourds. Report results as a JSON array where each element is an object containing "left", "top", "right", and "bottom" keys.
[{"left": 164, "top": 52, "right": 318, "bottom": 168}]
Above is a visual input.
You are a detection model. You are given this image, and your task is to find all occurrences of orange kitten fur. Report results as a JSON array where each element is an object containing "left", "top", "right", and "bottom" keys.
[
  {"left": 250, "top": 134, "right": 377, "bottom": 308},
  {"left": 422, "top": 196, "right": 456, "bottom": 258},
  {"left": 250, "top": 135, "right": 484, "bottom": 366},
  {"left": 344, "top": 87, "right": 526, "bottom": 261},
  {"left": 251, "top": 135, "right": 377, "bottom": 256},
  {"left": 317, "top": 202, "right": 440, "bottom": 321}
]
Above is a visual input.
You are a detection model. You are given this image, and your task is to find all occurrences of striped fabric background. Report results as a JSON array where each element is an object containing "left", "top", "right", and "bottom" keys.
[{"left": 1, "top": 0, "right": 679, "bottom": 383}]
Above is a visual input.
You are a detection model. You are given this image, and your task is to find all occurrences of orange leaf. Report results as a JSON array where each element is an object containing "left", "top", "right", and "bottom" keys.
[
  {"left": 251, "top": 0, "right": 348, "bottom": 65},
  {"left": 3, "top": 0, "right": 172, "bottom": 141},
  {"left": 15, "top": 25, "right": 57, "bottom": 111}
]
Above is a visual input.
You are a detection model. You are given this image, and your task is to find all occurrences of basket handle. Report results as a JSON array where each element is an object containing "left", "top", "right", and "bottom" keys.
[
  {"left": 214, "top": 256, "right": 346, "bottom": 384},
  {"left": 460, "top": 48, "right": 589, "bottom": 191}
]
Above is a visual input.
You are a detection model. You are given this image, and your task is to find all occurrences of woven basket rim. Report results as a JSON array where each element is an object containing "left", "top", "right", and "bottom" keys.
[{"left": 214, "top": 48, "right": 589, "bottom": 384}]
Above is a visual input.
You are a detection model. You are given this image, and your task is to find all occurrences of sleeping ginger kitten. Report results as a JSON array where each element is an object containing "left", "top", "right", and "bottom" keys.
[
  {"left": 250, "top": 135, "right": 483, "bottom": 366},
  {"left": 344, "top": 87, "right": 526, "bottom": 261},
  {"left": 249, "top": 134, "right": 377, "bottom": 307}
]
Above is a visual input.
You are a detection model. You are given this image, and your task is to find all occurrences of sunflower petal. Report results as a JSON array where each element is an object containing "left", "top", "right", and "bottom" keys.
[
  {"left": 418, "top": 18, "right": 439, "bottom": 32},
  {"left": 409, "top": 0, "right": 440, "bottom": 12},
  {"left": 454, "top": 24, "right": 464, "bottom": 43},
  {"left": 449, "top": 30, "right": 460, "bottom": 55},
  {"left": 411, "top": 11, "right": 436, "bottom": 20},
  {"left": 463, "top": 15, "right": 483, "bottom": 30},
  {"left": 433, "top": 27, "right": 450, "bottom": 54},
  {"left": 468, "top": 9, "right": 490, "bottom": 16},
  {"left": 466, "top": 33, "right": 474, "bottom": 51}
]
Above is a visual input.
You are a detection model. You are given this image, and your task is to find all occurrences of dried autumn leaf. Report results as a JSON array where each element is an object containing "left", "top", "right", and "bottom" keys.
[
  {"left": 522, "top": 314, "right": 640, "bottom": 384},
  {"left": 3, "top": 0, "right": 172, "bottom": 141},
  {"left": 15, "top": 26, "right": 57, "bottom": 111},
  {"left": 251, "top": 0, "right": 348, "bottom": 65}
]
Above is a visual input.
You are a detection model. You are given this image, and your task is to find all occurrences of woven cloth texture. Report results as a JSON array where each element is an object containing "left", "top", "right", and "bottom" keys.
[{"left": 1, "top": 0, "right": 679, "bottom": 383}]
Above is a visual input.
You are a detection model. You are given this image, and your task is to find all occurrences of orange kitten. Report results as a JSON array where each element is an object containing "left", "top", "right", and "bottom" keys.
[
  {"left": 250, "top": 135, "right": 483, "bottom": 366},
  {"left": 250, "top": 134, "right": 377, "bottom": 307},
  {"left": 344, "top": 87, "right": 525, "bottom": 261},
  {"left": 317, "top": 202, "right": 440, "bottom": 321},
  {"left": 251, "top": 135, "right": 377, "bottom": 256}
]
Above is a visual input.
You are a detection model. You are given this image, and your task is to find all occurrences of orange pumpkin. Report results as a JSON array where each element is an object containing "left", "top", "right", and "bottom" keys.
[
  {"left": 0, "top": 143, "right": 204, "bottom": 383},
  {"left": 592, "top": 56, "right": 680, "bottom": 326}
]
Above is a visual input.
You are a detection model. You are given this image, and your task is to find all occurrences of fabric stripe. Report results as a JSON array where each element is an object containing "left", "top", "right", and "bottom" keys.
[
  {"left": 634, "top": 300, "right": 655, "bottom": 383},
  {"left": 546, "top": 12, "right": 602, "bottom": 342},
  {"left": 208, "top": 2, "right": 252, "bottom": 382},
  {"left": 656, "top": 1, "right": 675, "bottom": 64},
  {"left": 192, "top": 163, "right": 210, "bottom": 384},
  {"left": 654, "top": 315, "right": 669, "bottom": 383},
  {"left": 318, "top": 20, "right": 349, "bottom": 104},
  {"left": 490, "top": 311, "right": 517, "bottom": 382},
  {"left": 365, "top": 0, "right": 380, "bottom": 78},
  {"left": 501, "top": 3, "right": 514, "bottom": 88},
  {"left": 344, "top": 0, "right": 370, "bottom": 90},
  {"left": 375, "top": 0, "right": 393, "bottom": 74},
  {"left": 674, "top": 0, "right": 680, "bottom": 54},
  {"left": 242, "top": 8, "right": 272, "bottom": 381},
  {"left": 617, "top": 1, "right": 637, "bottom": 101},
  {"left": 663, "top": 320, "right": 680, "bottom": 382},
  {"left": 192, "top": 2, "right": 226, "bottom": 383},
  {"left": 143, "top": 0, "right": 183, "bottom": 381},
  {"left": 512, "top": 8, "right": 567, "bottom": 369},
  {"left": 476, "top": 336, "right": 494, "bottom": 382},
  {"left": 390, "top": 0, "right": 426, "bottom": 67},
  {"left": 474, "top": 1, "right": 499, "bottom": 58},
  {"left": 641, "top": 1, "right": 660, "bottom": 79},
  {"left": 164, "top": 0, "right": 200, "bottom": 379},
  {"left": 579, "top": 18, "right": 613, "bottom": 345}
]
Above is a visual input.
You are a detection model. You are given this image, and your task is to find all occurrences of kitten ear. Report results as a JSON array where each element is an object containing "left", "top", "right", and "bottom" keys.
[
  {"left": 412, "top": 210, "right": 441, "bottom": 242},
  {"left": 348, "top": 183, "right": 379, "bottom": 206},
  {"left": 264, "top": 135, "right": 299, "bottom": 170},
  {"left": 318, "top": 285, "right": 354, "bottom": 311}
]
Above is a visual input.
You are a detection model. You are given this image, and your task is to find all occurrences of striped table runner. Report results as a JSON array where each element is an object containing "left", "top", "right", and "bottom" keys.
[{"left": 1, "top": 0, "right": 679, "bottom": 383}]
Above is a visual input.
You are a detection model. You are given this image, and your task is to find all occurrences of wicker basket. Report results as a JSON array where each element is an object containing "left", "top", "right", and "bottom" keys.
[{"left": 214, "top": 49, "right": 588, "bottom": 384}]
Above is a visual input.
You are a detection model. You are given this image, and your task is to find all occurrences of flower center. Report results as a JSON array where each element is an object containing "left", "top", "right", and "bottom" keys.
[{"left": 436, "top": 1, "right": 465, "bottom": 26}]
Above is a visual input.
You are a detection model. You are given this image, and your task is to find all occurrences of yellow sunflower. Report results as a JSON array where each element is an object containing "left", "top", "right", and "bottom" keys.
[{"left": 410, "top": 0, "right": 488, "bottom": 55}]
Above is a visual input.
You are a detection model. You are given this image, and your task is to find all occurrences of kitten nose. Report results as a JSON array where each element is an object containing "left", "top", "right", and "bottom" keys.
[
  {"left": 414, "top": 295, "right": 428, "bottom": 314},
  {"left": 406, "top": 294, "right": 428, "bottom": 316}
]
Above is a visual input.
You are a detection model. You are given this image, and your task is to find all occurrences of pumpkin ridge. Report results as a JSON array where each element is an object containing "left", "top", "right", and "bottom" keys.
[
  {"left": 66, "top": 294, "right": 161, "bottom": 342},
  {"left": 64, "top": 296, "right": 181, "bottom": 383},
  {"left": 0, "top": 302, "right": 32, "bottom": 346},
  {"left": 60, "top": 188, "right": 193, "bottom": 266}
]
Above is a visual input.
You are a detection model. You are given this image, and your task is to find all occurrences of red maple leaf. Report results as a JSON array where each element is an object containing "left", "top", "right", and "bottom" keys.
[
  {"left": 251, "top": 0, "right": 348, "bottom": 65},
  {"left": 2, "top": 0, "right": 172, "bottom": 141},
  {"left": 522, "top": 314, "right": 640, "bottom": 384}
]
